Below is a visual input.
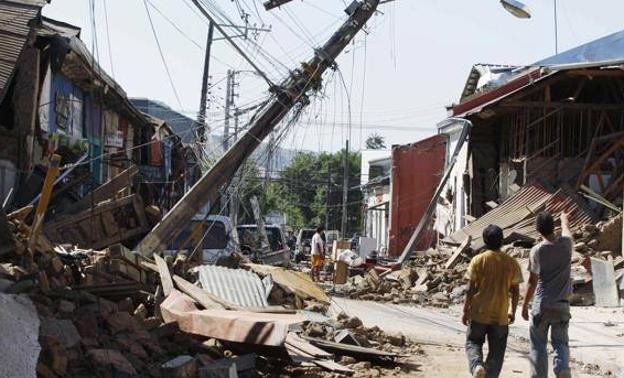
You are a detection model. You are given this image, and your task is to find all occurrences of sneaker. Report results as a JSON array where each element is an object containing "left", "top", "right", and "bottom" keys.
[{"left": 473, "top": 365, "right": 486, "bottom": 378}]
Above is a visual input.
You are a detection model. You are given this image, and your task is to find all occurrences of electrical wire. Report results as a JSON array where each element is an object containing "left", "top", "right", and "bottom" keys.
[
  {"left": 142, "top": 0, "right": 184, "bottom": 109},
  {"left": 102, "top": 0, "right": 115, "bottom": 78}
]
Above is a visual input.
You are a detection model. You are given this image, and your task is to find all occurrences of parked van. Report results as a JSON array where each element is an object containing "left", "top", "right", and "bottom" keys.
[
  {"left": 164, "top": 215, "right": 236, "bottom": 265},
  {"left": 236, "top": 224, "right": 290, "bottom": 267},
  {"left": 295, "top": 228, "right": 316, "bottom": 258}
]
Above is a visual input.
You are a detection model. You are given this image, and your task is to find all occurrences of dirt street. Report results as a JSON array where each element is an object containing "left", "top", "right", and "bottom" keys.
[{"left": 330, "top": 298, "right": 623, "bottom": 377}]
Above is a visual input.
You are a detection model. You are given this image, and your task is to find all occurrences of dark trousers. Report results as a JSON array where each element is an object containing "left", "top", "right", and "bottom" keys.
[{"left": 465, "top": 321, "right": 509, "bottom": 378}]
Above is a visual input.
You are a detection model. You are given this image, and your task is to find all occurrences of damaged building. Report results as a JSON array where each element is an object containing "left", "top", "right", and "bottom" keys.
[
  {"left": 0, "top": 2, "right": 197, "bottom": 249},
  {"left": 435, "top": 29, "right": 624, "bottom": 251}
]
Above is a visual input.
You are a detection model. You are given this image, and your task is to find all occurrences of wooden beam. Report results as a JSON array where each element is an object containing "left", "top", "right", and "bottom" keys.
[
  {"left": 171, "top": 275, "right": 230, "bottom": 310},
  {"left": 566, "top": 69, "right": 624, "bottom": 78},
  {"left": 154, "top": 254, "right": 174, "bottom": 297},
  {"left": 501, "top": 101, "right": 624, "bottom": 110}
]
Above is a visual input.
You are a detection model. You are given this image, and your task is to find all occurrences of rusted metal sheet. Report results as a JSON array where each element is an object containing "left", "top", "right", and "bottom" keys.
[
  {"left": 509, "top": 186, "right": 596, "bottom": 241},
  {"left": 447, "top": 182, "right": 553, "bottom": 246},
  {"left": 449, "top": 182, "right": 596, "bottom": 249},
  {"left": 0, "top": 0, "right": 45, "bottom": 104},
  {"left": 160, "top": 289, "right": 306, "bottom": 346},
  {"left": 197, "top": 265, "right": 270, "bottom": 308},
  {"left": 389, "top": 135, "right": 447, "bottom": 256}
]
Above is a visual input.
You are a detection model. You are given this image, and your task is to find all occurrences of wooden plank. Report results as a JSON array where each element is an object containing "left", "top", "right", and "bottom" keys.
[
  {"left": 171, "top": 275, "right": 228, "bottom": 310},
  {"left": 285, "top": 342, "right": 353, "bottom": 374},
  {"left": 445, "top": 236, "right": 472, "bottom": 270},
  {"left": 154, "top": 254, "right": 174, "bottom": 297},
  {"left": 68, "top": 165, "right": 139, "bottom": 213},
  {"left": 286, "top": 333, "right": 333, "bottom": 358}
]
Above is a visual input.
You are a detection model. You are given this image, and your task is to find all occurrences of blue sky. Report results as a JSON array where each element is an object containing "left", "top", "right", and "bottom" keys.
[{"left": 43, "top": 0, "right": 624, "bottom": 153}]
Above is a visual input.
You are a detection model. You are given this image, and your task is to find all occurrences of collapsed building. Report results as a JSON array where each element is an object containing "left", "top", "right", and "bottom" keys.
[{"left": 0, "top": 2, "right": 199, "bottom": 250}]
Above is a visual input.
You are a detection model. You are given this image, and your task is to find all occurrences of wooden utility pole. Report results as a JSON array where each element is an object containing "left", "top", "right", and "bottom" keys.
[
  {"left": 136, "top": 0, "right": 380, "bottom": 256},
  {"left": 341, "top": 139, "right": 349, "bottom": 237},
  {"left": 197, "top": 22, "right": 215, "bottom": 145},
  {"left": 223, "top": 70, "right": 238, "bottom": 152}
]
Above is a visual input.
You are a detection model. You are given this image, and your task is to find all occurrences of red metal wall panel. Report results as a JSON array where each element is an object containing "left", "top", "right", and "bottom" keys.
[{"left": 389, "top": 134, "right": 447, "bottom": 256}]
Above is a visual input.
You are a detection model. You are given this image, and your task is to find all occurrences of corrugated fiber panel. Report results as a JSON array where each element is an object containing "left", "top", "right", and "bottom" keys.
[{"left": 197, "top": 265, "right": 269, "bottom": 308}]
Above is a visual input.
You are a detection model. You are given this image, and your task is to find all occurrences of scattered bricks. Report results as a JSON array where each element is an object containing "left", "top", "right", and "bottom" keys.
[
  {"left": 97, "top": 298, "right": 118, "bottom": 318},
  {"left": 151, "top": 321, "right": 180, "bottom": 339},
  {"left": 352, "top": 361, "right": 372, "bottom": 370},
  {"left": 340, "top": 356, "right": 357, "bottom": 365},
  {"left": 104, "top": 311, "right": 141, "bottom": 334},
  {"left": 73, "top": 311, "right": 99, "bottom": 341},
  {"left": 57, "top": 300, "right": 75, "bottom": 314},
  {"left": 40, "top": 318, "right": 81, "bottom": 349},
  {"left": 385, "top": 332, "right": 406, "bottom": 347},
  {"left": 117, "top": 297, "right": 134, "bottom": 313},
  {"left": 199, "top": 363, "right": 238, "bottom": 378},
  {"left": 141, "top": 316, "right": 162, "bottom": 330},
  {"left": 116, "top": 334, "right": 149, "bottom": 360},
  {"left": 342, "top": 316, "right": 363, "bottom": 329},
  {"left": 161, "top": 355, "right": 197, "bottom": 378},
  {"left": 87, "top": 349, "right": 137, "bottom": 375},
  {"left": 306, "top": 323, "right": 326, "bottom": 338},
  {"left": 40, "top": 336, "right": 68, "bottom": 376}
]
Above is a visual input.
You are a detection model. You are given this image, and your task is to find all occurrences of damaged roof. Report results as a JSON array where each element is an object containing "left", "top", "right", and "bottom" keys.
[
  {"left": 0, "top": 0, "right": 46, "bottom": 104},
  {"left": 449, "top": 28, "right": 624, "bottom": 119}
]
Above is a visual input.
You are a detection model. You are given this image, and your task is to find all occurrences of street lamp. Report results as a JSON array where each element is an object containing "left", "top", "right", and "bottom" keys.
[{"left": 500, "top": 0, "right": 531, "bottom": 19}]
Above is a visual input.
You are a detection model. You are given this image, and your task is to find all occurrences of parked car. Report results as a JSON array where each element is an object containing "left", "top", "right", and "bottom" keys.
[
  {"left": 164, "top": 215, "right": 236, "bottom": 265},
  {"left": 236, "top": 224, "right": 290, "bottom": 267},
  {"left": 294, "top": 228, "right": 316, "bottom": 262},
  {"left": 324, "top": 230, "right": 341, "bottom": 252}
]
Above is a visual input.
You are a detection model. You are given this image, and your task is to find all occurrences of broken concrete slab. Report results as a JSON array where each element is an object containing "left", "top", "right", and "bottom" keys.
[
  {"left": 591, "top": 258, "right": 620, "bottom": 307},
  {"left": 0, "top": 293, "right": 41, "bottom": 378}
]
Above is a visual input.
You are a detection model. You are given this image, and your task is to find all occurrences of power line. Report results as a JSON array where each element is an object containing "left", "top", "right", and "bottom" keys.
[
  {"left": 142, "top": 0, "right": 184, "bottom": 109},
  {"left": 102, "top": 0, "right": 115, "bottom": 78}
]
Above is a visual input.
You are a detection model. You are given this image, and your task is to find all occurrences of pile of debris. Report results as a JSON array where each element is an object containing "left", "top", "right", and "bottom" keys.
[
  {"left": 338, "top": 248, "right": 471, "bottom": 308},
  {"left": 339, "top": 213, "right": 623, "bottom": 308},
  {"left": 1, "top": 203, "right": 422, "bottom": 377}
]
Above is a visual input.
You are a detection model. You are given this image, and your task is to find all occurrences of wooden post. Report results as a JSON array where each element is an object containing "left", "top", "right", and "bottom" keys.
[{"left": 28, "top": 154, "right": 61, "bottom": 252}]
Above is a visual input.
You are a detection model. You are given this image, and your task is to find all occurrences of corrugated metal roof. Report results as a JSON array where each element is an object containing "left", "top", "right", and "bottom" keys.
[
  {"left": 0, "top": 0, "right": 46, "bottom": 104},
  {"left": 448, "top": 182, "right": 552, "bottom": 245},
  {"left": 197, "top": 265, "right": 270, "bottom": 308},
  {"left": 448, "top": 182, "right": 596, "bottom": 249}
]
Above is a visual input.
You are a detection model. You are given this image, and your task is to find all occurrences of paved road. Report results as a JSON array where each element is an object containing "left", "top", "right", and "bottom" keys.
[{"left": 330, "top": 298, "right": 624, "bottom": 377}]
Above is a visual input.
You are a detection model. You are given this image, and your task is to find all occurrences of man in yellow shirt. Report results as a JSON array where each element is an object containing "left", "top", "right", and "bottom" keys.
[{"left": 463, "top": 225, "right": 523, "bottom": 378}]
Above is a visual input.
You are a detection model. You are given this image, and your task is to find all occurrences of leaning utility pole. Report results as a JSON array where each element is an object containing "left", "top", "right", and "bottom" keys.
[
  {"left": 223, "top": 70, "right": 239, "bottom": 152},
  {"left": 341, "top": 139, "right": 349, "bottom": 236},
  {"left": 136, "top": 0, "right": 380, "bottom": 256},
  {"left": 197, "top": 21, "right": 215, "bottom": 145}
]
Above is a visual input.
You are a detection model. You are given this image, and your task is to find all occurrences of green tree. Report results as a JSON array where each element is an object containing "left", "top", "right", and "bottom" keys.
[
  {"left": 365, "top": 133, "right": 386, "bottom": 149},
  {"left": 261, "top": 150, "right": 362, "bottom": 235}
]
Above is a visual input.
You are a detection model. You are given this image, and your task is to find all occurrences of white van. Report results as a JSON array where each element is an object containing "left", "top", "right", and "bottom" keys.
[{"left": 164, "top": 215, "right": 236, "bottom": 265}]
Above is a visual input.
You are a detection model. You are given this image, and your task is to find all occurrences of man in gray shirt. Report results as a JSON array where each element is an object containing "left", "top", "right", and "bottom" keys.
[{"left": 522, "top": 212, "right": 572, "bottom": 378}]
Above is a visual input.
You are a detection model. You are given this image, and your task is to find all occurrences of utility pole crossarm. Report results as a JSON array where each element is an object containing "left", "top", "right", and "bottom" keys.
[{"left": 135, "top": 0, "right": 380, "bottom": 256}]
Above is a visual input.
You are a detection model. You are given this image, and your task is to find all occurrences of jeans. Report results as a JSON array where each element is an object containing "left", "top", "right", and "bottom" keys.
[
  {"left": 465, "top": 321, "right": 509, "bottom": 378},
  {"left": 529, "top": 307, "right": 571, "bottom": 378}
]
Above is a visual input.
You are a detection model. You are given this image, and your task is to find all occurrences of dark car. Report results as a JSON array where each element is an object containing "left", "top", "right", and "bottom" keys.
[{"left": 236, "top": 224, "right": 290, "bottom": 267}]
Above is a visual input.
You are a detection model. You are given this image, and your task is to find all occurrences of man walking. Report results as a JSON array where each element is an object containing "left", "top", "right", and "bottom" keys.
[
  {"left": 310, "top": 226, "right": 325, "bottom": 282},
  {"left": 463, "top": 225, "right": 523, "bottom": 378},
  {"left": 522, "top": 212, "right": 572, "bottom": 378}
]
